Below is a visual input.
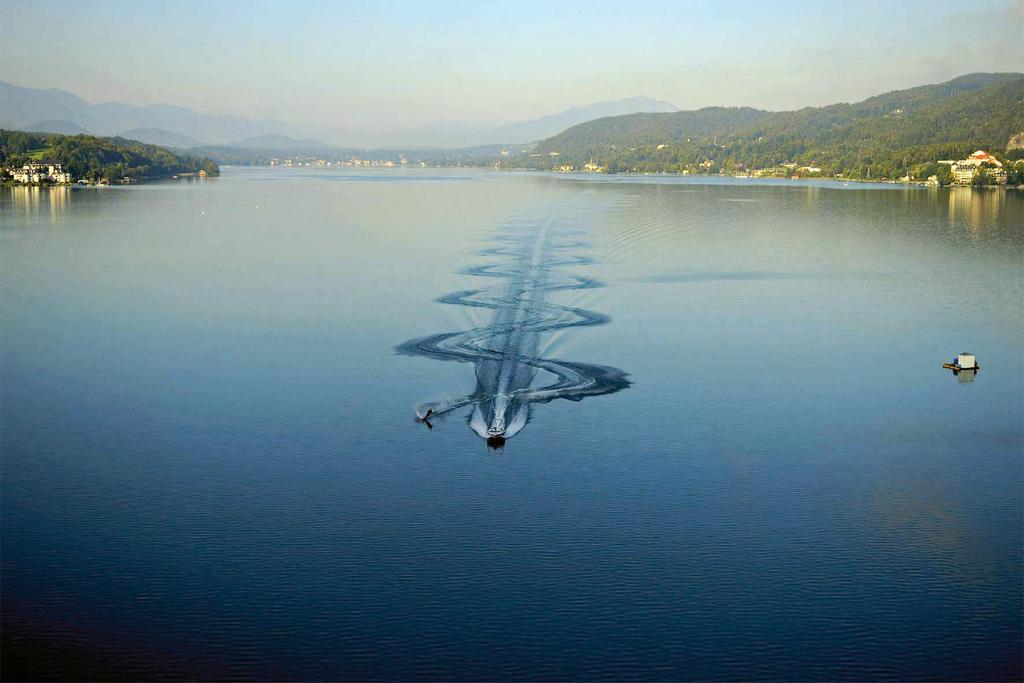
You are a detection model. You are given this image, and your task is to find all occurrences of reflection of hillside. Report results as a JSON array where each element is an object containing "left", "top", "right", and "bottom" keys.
[
  {"left": 948, "top": 188, "right": 1004, "bottom": 236},
  {"left": 5, "top": 186, "right": 71, "bottom": 224}
]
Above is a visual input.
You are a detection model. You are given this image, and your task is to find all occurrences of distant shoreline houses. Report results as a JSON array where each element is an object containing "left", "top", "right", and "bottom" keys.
[
  {"left": 5, "top": 162, "right": 72, "bottom": 184},
  {"left": 534, "top": 148, "right": 1020, "bottom": 186},
  {"left": 1, "top": 161, "right": 203, "bottom": 185},
  {"left": 269, "top": 157, "right": 406, "bottom": 168},
  {"left": 4, "top": 149, "right": 1019, "bottom": 187}
]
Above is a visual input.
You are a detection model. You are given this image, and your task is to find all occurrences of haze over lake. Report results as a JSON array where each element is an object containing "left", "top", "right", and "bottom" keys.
[{"left": 2, "top": 169, "right": 1022, "bottom": 680}]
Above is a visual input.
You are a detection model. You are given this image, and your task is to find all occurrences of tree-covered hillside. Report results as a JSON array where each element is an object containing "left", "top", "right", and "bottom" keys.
[
  {"left": 0, "top": 130, "right": 218, "bottom": 181},
  {"left": 532, "top": 107, "right": 769, "bottom": 163},
  {"left": 518, "top": 73, "right": 1024, "bottom": 179}
]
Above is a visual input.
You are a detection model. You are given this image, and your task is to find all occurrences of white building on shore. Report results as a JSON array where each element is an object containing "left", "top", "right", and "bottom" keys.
[
  {"left": 10, "top": 162, "right": 72, "bottom": 184},
  {"left": 939, "top": 150, "right": 1007, "bottom": 185}
]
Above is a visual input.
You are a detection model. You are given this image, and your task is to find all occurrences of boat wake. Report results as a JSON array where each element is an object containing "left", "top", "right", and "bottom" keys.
[{"left": 397, "top": 206, "right": 629, "bottom": 447}]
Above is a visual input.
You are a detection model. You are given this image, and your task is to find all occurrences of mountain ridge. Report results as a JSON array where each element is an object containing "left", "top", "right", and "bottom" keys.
[
  {"left": 0, "top": 82, "right": 678, "bottom": 149},
  {"left": 520, "top": 73, "right": 1024, "bottom": 178},
  {"left": 0, "top": 81, "right": 297, "bottom": 145}
]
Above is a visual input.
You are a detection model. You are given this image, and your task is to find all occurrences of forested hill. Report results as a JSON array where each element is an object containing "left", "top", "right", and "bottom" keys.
[
  {"left": 534, "top": 106, "right": 770, "bottom": 157},
  {"left": 0, "top": 130, "right": 218, "bottom": 181},
  {"left": 521, "top": 73, "right": 1024, "bottom": 178}
]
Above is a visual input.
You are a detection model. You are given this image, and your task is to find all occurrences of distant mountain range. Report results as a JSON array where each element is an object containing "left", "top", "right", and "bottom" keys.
[
  {"left": 22, "top": 119, "right": 91, "bottom": 136},
  {"left": 118, "top": 128, "right": 202, "bottom": 149},
  {"left": 6, "top": 74, "right": 1019, "bottom": 180},
  {"left": 494, "top": 97, "right": 679, "bottom": 142},
  {"left": 0, "top": 81, "right": 678, "bottom": 150},
  {"left": 522, "top": 73, "right": 1024, "bottom": 178},
  {"left": 0, "top": 81, "right": 297, "bottom": 146},
  {"left": 373, "top": 97, "right": 679, "bottom": 148}
]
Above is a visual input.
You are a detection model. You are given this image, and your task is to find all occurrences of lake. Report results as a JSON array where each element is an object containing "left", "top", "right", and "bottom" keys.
[{"left": 2, "top": 168, "right": 1021, "bottom": 681}]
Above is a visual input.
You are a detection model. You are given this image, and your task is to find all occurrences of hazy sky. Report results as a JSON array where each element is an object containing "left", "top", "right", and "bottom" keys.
[{"left": 2, "top": 0, "right": 1021, "bottom": 134}]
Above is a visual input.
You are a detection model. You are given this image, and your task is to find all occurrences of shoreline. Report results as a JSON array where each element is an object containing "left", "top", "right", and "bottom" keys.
[
  {"left": 1, "top": 173, "right": 217, "bottom": 188},
  {"left": 215, "top": 165, "right": 1024, "bottom": 190},
  {"left": 500, "top": 168, "right": 1024, "bottom": 188},
  {"left": 7, "top": 167, "right": 1019, "bottom": 191}
]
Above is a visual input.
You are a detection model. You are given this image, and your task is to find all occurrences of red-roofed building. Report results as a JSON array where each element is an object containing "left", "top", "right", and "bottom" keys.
[{"left": 939, "top": 150, "right": 1006, "bottom": 185}]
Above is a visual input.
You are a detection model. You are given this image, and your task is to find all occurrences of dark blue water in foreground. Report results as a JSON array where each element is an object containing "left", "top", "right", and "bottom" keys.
[{"left": 2, "top": 169, "right": 1022, "bottom": 681}]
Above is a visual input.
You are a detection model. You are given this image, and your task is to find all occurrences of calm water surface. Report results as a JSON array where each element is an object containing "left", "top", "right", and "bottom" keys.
[{"left": 2, "top": 168, "right": 1022, "bottom": 681}]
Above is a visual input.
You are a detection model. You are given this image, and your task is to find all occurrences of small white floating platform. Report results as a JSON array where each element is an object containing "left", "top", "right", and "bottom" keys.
[{"left": 943, "top": 352, "right": 979, "bottom": 372}]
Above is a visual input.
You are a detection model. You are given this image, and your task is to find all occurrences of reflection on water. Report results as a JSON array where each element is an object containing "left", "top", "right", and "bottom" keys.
[
  {"left": 398, "top": 199, "right": 629, "bottom": 447},
  {"left": 954, "top": 367, "right": 978, "bottom": 383},
  {"left": 947, "top": 187, "right": 1006, "bottom": 235},
  {"left": 3, "top": 185, "right": 71, "bottom": 224},
  {"left": 584, "top": 183, "right": 1022, "bottom": 284}
]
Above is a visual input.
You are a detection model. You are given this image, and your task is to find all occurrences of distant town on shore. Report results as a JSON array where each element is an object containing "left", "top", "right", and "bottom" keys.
[{"left": 2, "top": 72, "right": 1022, "bottom": 187}]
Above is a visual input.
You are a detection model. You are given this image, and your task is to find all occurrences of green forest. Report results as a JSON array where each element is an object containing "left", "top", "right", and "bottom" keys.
[
  {"left": 511, "top": 73, "right": 1024, "bottom": 182},
  {"left": 0, "top": 130, "right": 219, "bottom": 181}
]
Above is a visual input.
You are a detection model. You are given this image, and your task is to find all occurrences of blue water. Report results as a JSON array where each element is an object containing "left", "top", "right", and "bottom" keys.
[{"left": 2, "top": 169, "right": 1022, "bottom": 681}]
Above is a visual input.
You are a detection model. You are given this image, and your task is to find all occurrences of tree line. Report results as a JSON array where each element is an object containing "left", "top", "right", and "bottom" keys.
[{"left": 0, "top": 130, "right": 219, "bottom": 181}]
